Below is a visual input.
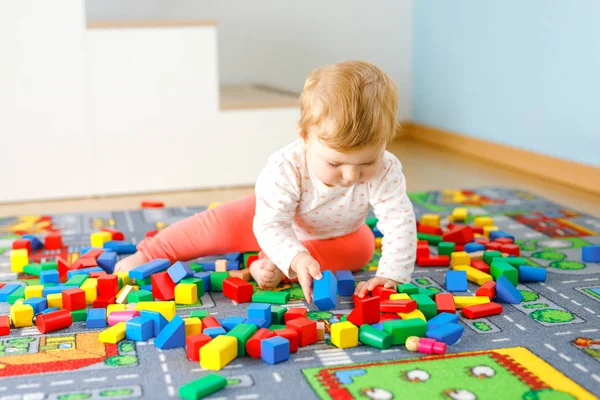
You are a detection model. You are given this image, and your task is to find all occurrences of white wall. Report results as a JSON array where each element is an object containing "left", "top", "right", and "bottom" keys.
[{"left": 85, "top": 0, "right": 413, "bottom": 121}]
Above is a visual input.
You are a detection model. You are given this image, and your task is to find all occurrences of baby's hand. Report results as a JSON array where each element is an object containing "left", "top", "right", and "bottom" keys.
[
  {"left": 114, "top": 252, "right": 147, "bottom": 274},
  {"left": 290, "top": 252, "right": 322, "bottom": 304},
  {"left": 355, "top": 276, "right": 399, "bottom": 298}
]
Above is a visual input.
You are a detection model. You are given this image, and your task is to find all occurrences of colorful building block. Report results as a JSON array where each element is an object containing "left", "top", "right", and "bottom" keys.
[
  {"left": 261, "top": 336, "right": 290, "bottom": 364},
  {"left": 0, "top": 284, "right": 20, "bottom": 302},
  {"left": 451, "top": 252, "right": 470, "bottom": 267},
  {"left": 40, "top": 270, "right": 59, "bottom": 285},
  {"left": 442, "top": 225, "right": 473, "bottom": 244},
  {"left": 107, "top": 304, "right": 126, "bottom": 316},
  {"left": 397, "top": 309, "right": 427, "bottom": 321},
  {"left": 286, "top": 317, "right": 317, "bottom": 347},
  {"left": 24, "top": 285, "right": 43, "bottom": 299},
  {"left": 452, "top": 265, "right": 493, "bottom": 285},
  {"left": 453, "top": 296, "right": 490, "bottom": 309},
  {"left": 409, "top": 294, "right": 437, "bottom": 320},
  {"left": 97, "top": 251, "right": 118, "bottom": 273},
  {"left": 582, "top": 245, "right": 600, "bottom": 262},
  {"left": 390, "top": 293, "right": 411, "bottom": 300},
  {"left": 129, "top": 258, "right": 170, "bottom": 280},
  {"left": 151, "top": 272, "right": 177, "bottom": 301},
  {"left": 434, "top": 293, "right": 456, "bottom": 314},
  {"left": 251, "top": 290, "right": 289, "bottom": 304},
  {"left": 383, "top": 318, "right": 427, "bottom": 345},
  {"left": 10, "top": 249, "right": 29, "bottom": 273},
  {"left": 426, "top": 322, "right": 464, "bottom": 345},
  {"left": 445, "top": 270, "right": 468, "bottom": 292},
  {"left": 476, "top": 280, "right": 497, "bottom": 299},
  {"left": 91, "top": 231, "right": 112, "bottom": 248},
  {"left": 517, "top": 266, "right": 547, "bottom": 283},
  {"left": 226, "top": 323, "right": 258, "bottom": 356},
  {"left": 155, "top": 315, "right": 186, "bottom": 349},
  {"left": 10, "top": 304, "right": 34, "bottom": 328},
  {"left": 495, "top": 275, "right": 524, "bottom": 304},
  {"left": 141, "top": 310, "right": 169, "bottom": 336},
  {"left": 99, "top": 322, "right": 126, "bottom": 344},
  {"left": 273, "top": 328, "right": 299, "bottom": 353},
  {"left": 490, "top": 261, "right": 519, "bottom": 286},
  {"left": 184, "top": 317, "right": 203, "bottom": 337},
  {"left": 462, "top": 302, "right": 503, "bottom": 319},
  {"left": 358, "top": 324, "right": 391, "bottom": 349},
  {"left": 62, "top": 288, "right": 86, "bottom": 311},
  {"left": 331, "top": 321, "right": 359, "bottom": 349},
  {"left": 125, "top": 317, "right": 154, "bottom": 341},
  {"left": 200, "top": 335, "right": 238, "bottom": 370},
  {"left": 222, "top": 277, "right": 253, "bottom": 303},
  {"left": 103, "top": 241, "right": 137, "bottom": 255},
  {"left": 136, "top": 301, "right": 176, "bottom": 321},
  {"left": 185, "top": 333, "right": 212, "bottom": 362},
  {"left": 246, "top": 328, "right": 275, "bottom": 358},
  {"left": 24, "top": 297, "right": 47, "bottom": 314},
  {"left": 0, "top": 316, "right": 10, "bottom": 336},
  {"left": 97, "top": 274, "right": 120, "bottom": 297},
  {"left": 44, "top": 232, "right": 63, "bottom": 250},
  {"left": 313, "top": 270, "right": 337, "bottom": 310},
  {"left": 167, "top": 261, "right": 194, "bottom": 283},
  {"left": 204, "top": 327, "right": 227, "bottom": 338},
  {"left": 248, "top": 303, "right": 271, "bottom": 326},
  {"left": 427, "top": 312, "right": 459, "bottom": 330},
  {"left": 270, "top": 306, "right": 287, "bottom": 325},
  {"left": 464, "top": 242, "right": 486, "bottom": 253},
  {"left": 317, "top": 321, "right": 325, "bottom": 341},
  {"left": 175, "top": 283, "right": 198, "bottom": 305},
  {"left": 209, "top": 272, "right": 230, "bottom": 292},
  {"left": 86, "top": 308, "right": 107, "bottom": 328},
  {"left": 396, "top": 283, "right": 419, "bottom": 295},
  {"left": 47, "top": 293, "right": 63, "bottom": 309},
  {"left": 421, "top": 214, "right": 441, "bottom": 227},
  {"left": 347, "top": 295, "right": 380, "bottom": 326},
  {"left": 108, "top": 310, "right": 140, "bottom": 326},
  {"left": 335, "top": 270, "right": 355, "bottom": 296},
  {"left": 179, "top": 374, "right": 227, "bottom": 400},
  {"left": 283, "top": 308, "right": 308, "bottom": 323},
  {"left": 437, "top": 242, "right": 455, "bottom": 256},
  {"left": 221, "top": 316, "right": 246, "bottom": 332},
  {"left": 379, "top": 299, "right": 417, "bottom": 313}
]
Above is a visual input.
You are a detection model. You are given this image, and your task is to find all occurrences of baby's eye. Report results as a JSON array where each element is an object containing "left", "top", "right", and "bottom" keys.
[{"left": 328, "top": 162, "right": 341, "bottom": 168}]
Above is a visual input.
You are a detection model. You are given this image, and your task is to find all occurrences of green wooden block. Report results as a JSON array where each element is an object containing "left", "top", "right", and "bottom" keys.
[
  {"left": 23, "top": 263, "right": 42, "bottom": 277},
  {"left": 397, "top": 283, "right": 419, "bottom": 295},
  {"left": 179, "top": 374, "right": 227, "bottom": 400},
  {"left": 340, "top": 315, "right": 348, "bottom": 322},
  {"left": 417, "top": 233, "right": 442, "bottom": 245},
  {"left": 41, "top": 261, "right": 58, "bottom": 270},
  {"left": 490, "top": 261, "right": 519, "bottom": 286},
  {"left": 493, "top": 257, "right": 527, "bottom": 267},
  {"left": 365, "top": 216, "right": 379, "bottom": 228},
  {"left": 268, "top": 324, "right": 287, "bottom": 331},
  {"left": 483, "top": 251, "right": 502, "bottom": 265},
  {"left": 65, "top": 274, "right": 88, "bottom": 287},
  {"left": 243, "top": 252, "right": 259, "bottom": 268},
  {"left": 135, "top": 277, "right": 152, "bottom": 286},
  {"left": 251, "top": 291, "right": 289, "bottom": 305},
  {"left": 417, "top": 287, "right": 437, "bottom": 298},
  {"left": 383, "top": 318, "right": 427, "bottom": 345},
  {"left": 359, "top": 324, "right": 392, "bottom": 349},
  {"left": 43, "top": 283, "right": 57, "bottom": 287},
  {"left": 409, "top": 294, "right": 437, "bottom": 320},
  {"left": 118, "top": 277, "right": 123, "bottom": 291},
  {"left": 71, "top": 309, "right": 88, "bottom": 322},
  {"left": 437, "top": 242, "right": 455, "bottom": 256},
  {"left": 270, "top": 306, "right": 287, "bottom": 325},
  {"left": 8, "top": 286, "right": 25, "bottom": 305},
  {"left": 189, "top": 263, "right": 204, "bottom": 273},
  {"left": 226, "top": 323, "right": 258, "bottom": 356},
  {"left": 189, "top": 310, "right": 209, "bottom": 320},
  {"left": 209, "top": 272, "right": 230, "bottom": 292},
  {"left": 181, "top": 277, "right": 205, "bottom": 298},
  {"left": 128, "top": 289, "right": 153, "bottom": 303}
]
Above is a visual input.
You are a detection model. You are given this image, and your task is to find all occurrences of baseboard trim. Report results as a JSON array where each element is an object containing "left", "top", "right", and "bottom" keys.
[{"left": 402, "top": 122, "right": 600, "bottom": 197}]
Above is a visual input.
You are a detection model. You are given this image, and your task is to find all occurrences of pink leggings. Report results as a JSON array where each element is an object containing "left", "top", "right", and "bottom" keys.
[{"left": 137, "top": 194, "right": 375, "bottom": 273}]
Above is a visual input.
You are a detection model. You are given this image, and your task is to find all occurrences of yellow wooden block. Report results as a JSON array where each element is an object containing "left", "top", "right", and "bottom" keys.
[
  {"left": 47, "top": 293, "right": 63, "bottom": 309},
  {"left": 375, "top": 237, "right": 382, "bottom": 249},
  {"left": 420, "top": 214, "right": 441, "bottom": 227},
  {"left": 107, "top": 304, "right": 126, "bottom": 315},
  {"left": 10, "top": 249, "right": 29, "bottom": 273},
  {"left": 24, "top": 285, "right": 44, "bottom": 299},
  {"left": 316, "top": 321, "right": 325, "bottom": 341},
  {"left": 474, "top": 216, "right": 494, "bottom": 227},
  {"left": 452, "top": 265, "right": 493, "bottom": 285},
  {"left": 116, "top": 285, "right": 136, "bottom": 305},
  {"left": 451, "top": 251, "right": 470, "bottom": 267},
  {"left": 484, "top": 226, "right": 499, "bottom": 238},
  {"left": 200, "top": 335, "right": 238, "bottom": 370},
  {"left": 117, "top": 272, "right": 133, "bottom": 287},
  {"left": 99, "top": 322, "right": 126, "bottom": 344},
  {"left": 453, "top": 192, "right": 467, "bottom": 203},
  {"left": 453, "top": 296, "right": 490, "bottom": 309},
  {"left": 90, "top": 231, "right": 112, "bottom": 248},
  {"left": 10, "top": 304, "right": 34, "bottom": 328},
  {"left": 331, "top": 321, "right": 358, "bottom": 349},
  {"left": 80, "top": 278, "right": 98, "bottom": 304},
  {"left": 390, "top": 293, "right": 411, "bottom": 300},
  {"left": 184, "top": 317, "right": 202, "bottom": 336},
  {"left": 14, "top": 299, "right": 25, "bottom": 306},
  {"left": 452, "top": 207, "right": 468, "bottom": 222},
  {"left": 397, "top": 309, "right": 426, "bottom": 321},
  {"left": 136, "top": 301, "right": 176, "bottom": 321},
  {"left": 175, "top": 283, "right": 198, "bottom": 305}
]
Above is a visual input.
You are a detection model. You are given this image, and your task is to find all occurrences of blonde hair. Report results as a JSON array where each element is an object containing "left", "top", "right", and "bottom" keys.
[{"left": 298, "top": 60, "right": 398, "bottom": 151}]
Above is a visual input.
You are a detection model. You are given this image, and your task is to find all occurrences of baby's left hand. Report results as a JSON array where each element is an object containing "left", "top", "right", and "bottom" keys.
[{"left": 354, "top": 277, "right": 399, "bottom": 298}]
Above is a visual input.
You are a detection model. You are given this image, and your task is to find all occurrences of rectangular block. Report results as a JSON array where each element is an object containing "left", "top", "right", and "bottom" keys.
[
  {"left": 200, "top": 335, "right": 238, "bottom": 371},
  {"left": 313, "top": 270, "right": 336, "bottom": 310},
  {"left": 453, "top": 296, "right": 490, "bottom": 309}
]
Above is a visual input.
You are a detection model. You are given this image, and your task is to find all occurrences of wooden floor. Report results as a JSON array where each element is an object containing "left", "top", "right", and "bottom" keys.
[{"left": 2, "top": 139, "right": 599, "bottom": 217}]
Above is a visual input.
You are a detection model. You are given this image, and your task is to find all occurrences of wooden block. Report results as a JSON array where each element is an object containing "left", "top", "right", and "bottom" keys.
[
  {"left": 462, "top": 302, "right": 502, "bottom": 319},
  {"left": 453, "top": 296, "right": 490, "bottom": 309},
  {"left": 452, "top": 265, "right": 493, "bottom": 285},
  {"left": 330, "top": 321, "right": 358, "bottom": 349},
  {"left": 229, "top": 268, "right": 251, "bottom": 281}
]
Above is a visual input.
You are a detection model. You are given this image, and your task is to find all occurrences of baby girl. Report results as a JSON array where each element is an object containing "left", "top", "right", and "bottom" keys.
[{"left": 115, "top": 60, "right": 417, "bottom": 303}]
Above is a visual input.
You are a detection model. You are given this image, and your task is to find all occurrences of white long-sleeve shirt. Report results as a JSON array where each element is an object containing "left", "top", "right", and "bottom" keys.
[{"left": 253, "top": 139, "right": 417, "bottom": 282}]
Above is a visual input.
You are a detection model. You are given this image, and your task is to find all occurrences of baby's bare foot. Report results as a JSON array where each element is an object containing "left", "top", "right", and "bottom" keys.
[{"left": 249, "top": 258, "right": 283, "bottom": 289}]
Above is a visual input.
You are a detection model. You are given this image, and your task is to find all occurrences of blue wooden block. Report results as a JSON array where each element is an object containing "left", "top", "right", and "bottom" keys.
[
  {"left": 495, "top": 275, "right": 523, "bottom": 304},
  {"left": 517, "top": 266, "right": 546, "bottom": 283},
  {"left": 167, "top": 261, "right": 194, "bottom": 283},
  {"left": 141, "top": 310, "right": 169, "bottom": 336},
  {"left": 335, "top": 270, "right": 355, "bottom": 296},
  {"left": 427, "top": 312, "right": 459, "bottom": 330},
  {"left": 22, "top": 235, "right": 43, "bottom": 251},
  {"left": 426, "top": 322, "right": 464, "bottom": 345},
  {"left": 193, "top": 272, "right": 212, "bottom": 292},
  {"left": 464, "top": 242, "right": 486, "bottom": 253},
  {"left": 104, "top": 240, "right": 137, "bottom": 255},
  {"left": 24, "top": 297, "right": 47, "bottom": 314},
  {"left": 140, "top": 284, "right": 153, "bottom": 292},
  {"left": 39, "top": 307, "right": 60, "bottom": 315},
  {"left": 372, "top": 225, "right": 383, "bottom": 238},
  {"left": 201, "top": 261, "right": 216, "bottom": 271},
  {"left": 68, "top": 267, "right": 103, "bottom": 279},
  {"left": 445, "top": 270, "right": 468, "bottom": 292},
  {"left": 245, "top": 318, "right": 269, "bottom": 329},
  {"left": 225, "top": 252, "right": 243, "bottom": 262},
  {"left": 40, "top": 270, "right": 59, "bottom": 284},
  {"left": 81, "top": 247, "right": 113, "bottom": 256},
  {"left": 0, "top": 284, "right": 20, "bottom": 302},
  {"left": 248, "top": 303, "right": 271, "bottom": 326},
  {"left": 126, "top": 317, "right": 154, "bottom": 341},
  {"left": 222, "top": 316, "right": 246, "bottom": 332},
  {"left": 154, "top": 315, "right": 185, "bottom": 349},
  {"left": 582, "top": 245, "right": 600, "bottom": 262},
  {"left": 86, "top": 308, "right": 107, "bottom": 328},
  {"left": 261, "top": 336, "right": 290, "bottom": 364},
  {"left": 226, "top": 261, "right": 240, "bottom": 271},
  {"left": 489, "top": 230, "right": 515, "bottom": 241},
  {"left": 203, "top": 327, "right": 227, "bottom": 339},
  {"left": 97, "top": 251, "right": 118, "bottom": 273},
  {"left": 313, "top": 270, "right": 337, "bottom": 310},
  {"left": 370, "top": 322, "right": 384, "bottom": 330},
  {"left": 42, "top": 285, "right": 70, "bottom": 296},
  {"left": 129, "top": 258, "right": 170, "bottom": 280}
]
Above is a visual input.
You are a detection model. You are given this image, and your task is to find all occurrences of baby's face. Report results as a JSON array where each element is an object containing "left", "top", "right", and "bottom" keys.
[{"left": 303, "top": 128, "right": 385, "bottom": 188}]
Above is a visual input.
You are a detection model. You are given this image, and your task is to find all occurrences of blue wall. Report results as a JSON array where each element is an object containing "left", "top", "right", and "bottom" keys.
[{"left": 413, "top": 1, "right": 600, "bottom": 167}]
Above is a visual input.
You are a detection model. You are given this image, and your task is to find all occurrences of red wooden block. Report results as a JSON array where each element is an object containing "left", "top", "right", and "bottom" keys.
[
  {"left": 79, "top": 257, "right": 98, "bottom": 268},
  {"left": 57, "top": 257, "right": 69, "bottom": 282},
  {"left": 417, "top": 225, "right": 443, "bottom": 235},
  {"left": 442, "top": 225, "right": 474, "bottom": 244},
  {"left": 417, "top": 255, "right": 450, "bottom": 267},
  {"left": 493, "top": 237, "right": 514, "bottom": 245},
  {"left": 62, "top": 288, "right": 86, "bottom": 311},
  {"left": 379, "top": 313, "right": 401, "bottom": 322},
  {"left": 471, "top": 260, "right": 491, "bottom": 274},
  {"left": 474, "top": 237, "right": 489, "bottom": 245},
  {"left": 380, "top": 299, "right": 417, "bottom": 313},
  {"left": 486, "top": 242, "right": 502, "bottom": 251},
  {"left": 472, "top": 226, "right": 484, "bottom": 235},
  {"left": 36, "top": 309, "right": 72, "bottom": 333},
  {"left": 12, "top": 239, "right": 31, "bottom": 253},
  {"left": 81, "top": 249, "right": 104, "bottom": 260},
  {"left": 151, "top": 272, "right": 176, "bottom": 301},
  {"left": 417, "top": 243, "right": 430, "bottom": 259},
  {"left": 371, "top": 286, "right": 395, "bottom": 300},
  {"left": 186, "top": 333, "right": 212, "bottom": 361},
  {"left": 93, "top": 294, "right": 116, "bottom": 308},
  {"left": 45, "top": 232, "right": 63, "bottom": 250},
  {"left": 462, "top": 302, "right": 502, "bottom": 319},
  {"left": 283, "top": 308, "right": 308, "bottom": 323},
  {"left": 97, "top": 275, "right": 119, "bottom": 297},
  {"left": 274, "top": 328, "right": 299, "bottom": 352},
  {"left": 89, "top": 271, "right": 108, "bottom": 278},
  {"left": 146, "top": 230, "right": 158, "bottom": 238},
  {"left": 0, "top": 316, "right": 10, "bottom": 336},
  {"left": 246, "top": 328, "right": 275, "bottom": 358},
  {"left": 500, "top": 244, "right": 520, "bottom": 256},
  {"left": 141, "top": 201, "right": 165, "bottom": 208},
  {"left": 201, "top": 316, "right": 221, "bottom": 330},
  {"left": 101, "top": 227, "right": 125, "bottom": 241},
  {"left": 347, "top": 295, "right": 380, "bottom": 326},
  {"left": 222, "top": 277, "right": 253, "bottom": 303},
  {"left": 455, "top": 244, "right": 465, "bottom": 251},
  {"left": 245, "top": 255, "right": 259, "bottom": 268},
  {"left": 286, "top": 317, "right": 317, "bottom": 347},
  {"left": 435, "top": 293, "right": 456, "bottom": 314},
  {"left": 0, "top": 283, "right": 4, "bottom": 290},
  {"left": 476, "top": 280, "right": 496, "bottom": 299},
  {"left": 417, "top": 240, "right": 430, "bottom": 246}
]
